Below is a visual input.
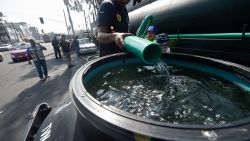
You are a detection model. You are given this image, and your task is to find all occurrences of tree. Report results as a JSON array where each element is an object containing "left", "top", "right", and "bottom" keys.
[
  {"left": 65, "top": 0, "right": 97, "bottom": 22},
  {"left": 81, "top": 0, "right": 100, "bottom": 10},
  {"left": 63, "top": 0, "right": 100, "bottom": 31}
]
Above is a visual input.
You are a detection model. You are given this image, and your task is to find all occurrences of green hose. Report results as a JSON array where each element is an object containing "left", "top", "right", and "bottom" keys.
[
  {"left": 125, "top": 15, "right": 161, "bottom": 64},
  {"left": 136, "top": 15, "right": 153, "bottom": 38},
  {"left": 124, "top": 36, "right": 162, "bottom": 65},
  {"left": 168, "top": 33, "right": 250, "bottom": 39}
]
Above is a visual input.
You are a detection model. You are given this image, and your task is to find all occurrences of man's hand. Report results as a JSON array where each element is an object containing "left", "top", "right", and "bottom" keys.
[
  {"left": 113, "top": 33, "right": 132, "bottom": 49},
  {"left": 97, "top": 25, "right": 132, "bottom": 49}
]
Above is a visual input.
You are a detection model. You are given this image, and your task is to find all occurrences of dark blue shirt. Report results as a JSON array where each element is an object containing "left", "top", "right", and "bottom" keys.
[
  {"left": 98, "top": 0, "right": 129, "bottom": 57},
  {"left": 59, "top": 40, "right": 71, "bottom": 53}
]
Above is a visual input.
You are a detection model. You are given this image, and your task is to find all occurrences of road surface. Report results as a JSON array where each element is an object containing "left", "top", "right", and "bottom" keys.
[{"left": 0, "top": 43, "right": 97, "bottom": 141}]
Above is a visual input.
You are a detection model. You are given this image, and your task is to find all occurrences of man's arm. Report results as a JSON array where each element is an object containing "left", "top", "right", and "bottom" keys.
[
  {"left": 97, "top": 25, "right": 131, "bottom": 49},
  {"left": 37, "top": 43, "right": 47, "bottom": 50},
  {"left": 97, "top": 25, "right": 115, "bottom": 43}
]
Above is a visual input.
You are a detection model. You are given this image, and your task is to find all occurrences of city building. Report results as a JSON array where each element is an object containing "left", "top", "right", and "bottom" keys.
[
  {"left": 0, "top": 21, "right": 11, "bottom": 44},
  {"left": 29, "top": 26, "right": 42, "bottom": 41},
  {"left": 0, "top": 21, "right": 41, "bottom": 44}
]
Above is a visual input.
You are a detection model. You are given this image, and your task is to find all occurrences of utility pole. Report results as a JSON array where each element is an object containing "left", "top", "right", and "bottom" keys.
[
  {"left": 83, "top": 10, "right": 88, "bottom": 31},
  {"left": 92, "top": 12, "right": 96, "bottom": 24},
  {"left": 88, "top": 15, "right": 93, "bottom": 35},
  {"left": 63, "top": 9, "right": 70, "bottom": 36},
  {"left": 65, "top": 3, "right": 75, "bottom": 36}
]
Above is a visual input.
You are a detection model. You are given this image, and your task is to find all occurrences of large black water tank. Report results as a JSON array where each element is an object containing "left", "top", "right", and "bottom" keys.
[{"left": 129, "top": 0, "right": 250, "bottom": 34}]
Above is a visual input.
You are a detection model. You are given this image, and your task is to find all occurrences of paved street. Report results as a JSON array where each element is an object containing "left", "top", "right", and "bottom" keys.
[{"left": 0, "top": 43, "right": 96, "bottom": 141}]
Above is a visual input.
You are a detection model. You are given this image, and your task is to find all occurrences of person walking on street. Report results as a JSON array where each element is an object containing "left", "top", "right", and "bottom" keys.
[
  {"left": 59, "top": 35, "right": 74, "bottom": 68},
  {"left": 27, "top": 39, "right": 49, "bottom": 80},
  {"left": 71, "top": 36, "right": 80, "bottom": 58},
  {"left": 51, "top": 36, "right": 62, "bottom": 59},
  {"left": 97, "top": 0, "right": 132, "bottom": 57}
]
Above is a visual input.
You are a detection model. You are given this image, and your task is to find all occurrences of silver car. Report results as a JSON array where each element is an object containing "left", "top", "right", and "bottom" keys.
[
  {"left": 78, "top": 38, "right": 97, "bottom": 54},
  {"left": 0, "top": 44, "right": 11, "bottom": 52}
]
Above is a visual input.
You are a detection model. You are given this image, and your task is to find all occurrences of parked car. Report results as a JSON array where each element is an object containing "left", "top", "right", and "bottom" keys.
[
  {"left": 37, "top": 40, "right": 45, "bottom": 43},
  {"left": 0, "top": 44, "right": 11, "bottom": 51},
  {"left": 78, "top": 38, "right": 97, "bottom": 54},
  {"left": 10, "top": 43, "right": 30, "bottom": 62},
  {"left": 0, "top": 52, "right": 3, "bottom": 62}
]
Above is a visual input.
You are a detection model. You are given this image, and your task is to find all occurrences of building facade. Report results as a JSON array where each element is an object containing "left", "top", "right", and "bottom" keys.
[
  {"left": 29, "top": 26, "right": 42, "bottom": 41},
  {"left": 0, "top": 21, "right": 41, "bottom": 44}
]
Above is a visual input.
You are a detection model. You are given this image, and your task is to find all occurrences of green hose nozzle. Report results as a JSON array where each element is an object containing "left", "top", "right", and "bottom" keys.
[{"left": 124, "top": 36, "right": 162, "bottom": 64}]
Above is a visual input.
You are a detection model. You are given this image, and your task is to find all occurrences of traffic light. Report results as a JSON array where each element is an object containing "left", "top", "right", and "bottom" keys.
[{"left": 39, "top": 17, "right": 44, "bottom": 24}]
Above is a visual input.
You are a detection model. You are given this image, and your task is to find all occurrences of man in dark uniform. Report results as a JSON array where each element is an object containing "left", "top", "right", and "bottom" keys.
[
  {"left": 97, "top": 0, "right": 131, "bottom": 57},
  {"left": 59, "top": 35, "right": 74, "bottom": 68},
  {"left": 71, "top": 35, "right": 80, "bottom": 58},
  {"left": 51, "top": 36, "right": 62, "bottom": 59}
]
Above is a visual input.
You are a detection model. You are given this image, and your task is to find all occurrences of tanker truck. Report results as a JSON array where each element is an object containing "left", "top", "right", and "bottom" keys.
[{"left": 128, "top": 0, "right": 250, "bottom": 66}]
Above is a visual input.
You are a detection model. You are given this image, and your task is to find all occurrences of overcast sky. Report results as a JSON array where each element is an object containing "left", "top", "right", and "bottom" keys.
[{"left": 0, "top": 0, "right": 89, "bottom": 34}]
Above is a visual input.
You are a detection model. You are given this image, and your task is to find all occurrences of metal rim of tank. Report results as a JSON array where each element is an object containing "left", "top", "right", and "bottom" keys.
[{"left": 70, "top": 53, "right": 250, "bottom": 140}]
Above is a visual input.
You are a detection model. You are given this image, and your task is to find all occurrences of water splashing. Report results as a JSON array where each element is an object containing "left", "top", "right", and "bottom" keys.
[
  {"left": 86, "top": 62, "right": 250, "bottom": 125},
  {"left": 154, "top": 59, "right": 169, "bottom": 75}
]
